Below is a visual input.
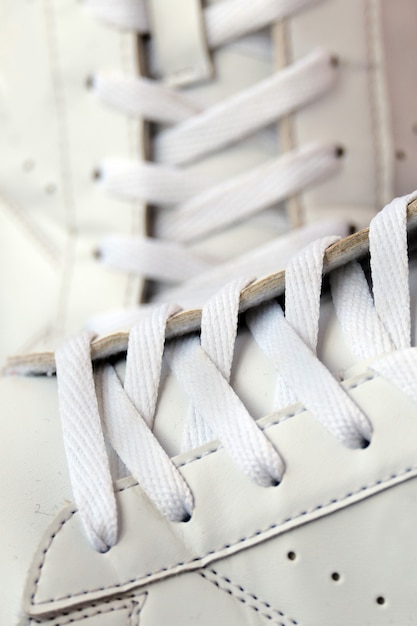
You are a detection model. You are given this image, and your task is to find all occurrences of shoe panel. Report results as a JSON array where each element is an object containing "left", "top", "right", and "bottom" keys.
[
  {"left": 0, "top": 0, "right": 144, "bottom": 356},
  {"left": 0, "top": 374, "right": 71, "bottom": 626},
  {"left": 289, "top": 0, "right": 393, "bottom": 227},
  {"left": 0, "top": 197, "right": 59, "bottom": 362},
  {"left": 9, "top": 368, "right": 417, "bottom": 623},
  {"left": 380, "top": 0, "right": 417, "bottom": 197},
  {"left": 199, "top": 475, "right": 417, "bottom": 626}
]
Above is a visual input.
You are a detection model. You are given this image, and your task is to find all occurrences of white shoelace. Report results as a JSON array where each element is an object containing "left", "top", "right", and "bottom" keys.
[
  {"left": 83, "top": 0, "right": 343, "bottom": 318},
  {"left": 56, "top": 192, "right": 417, "bottom": 552}
]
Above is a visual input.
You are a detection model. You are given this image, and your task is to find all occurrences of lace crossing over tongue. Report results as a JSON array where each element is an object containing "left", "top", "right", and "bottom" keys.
[{"left": 56, "top": 193, "right": 417, "bottom": 551}]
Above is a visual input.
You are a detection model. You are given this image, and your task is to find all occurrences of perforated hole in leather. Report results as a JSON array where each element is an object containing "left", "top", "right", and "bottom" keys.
[
  {"left": 92, "top": 168, "right": 102, "bottom": 181},
  {"left": 85, "top": 75, "right": 95, "bottom": 90},
  {"left": 45, "top": 183, "right": 57, "bottom": 195},
  {"left": 23, "top": 160, "right": 34, "bottom": 172}
]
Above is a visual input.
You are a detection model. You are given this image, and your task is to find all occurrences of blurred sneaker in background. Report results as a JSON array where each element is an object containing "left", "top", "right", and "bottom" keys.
[{"left": 1, "top": 0, "right": 416, "bottom": 361}]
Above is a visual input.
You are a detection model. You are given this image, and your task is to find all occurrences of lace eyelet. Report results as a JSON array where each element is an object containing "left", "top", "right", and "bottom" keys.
[
  {"left": 268, "top": 475, "right": 282, "bottom": 488},
  {"left": 98, "top": 544, "right": 112, "bottom": 554},
  {"left": 85, "top": 75, "right": 95, "bottom": 90},
  {"left": 92, "top": 167, "right": 102, "bottom": 181},
  {"left": 335, "top": 145, "right": 345, "bottom": 159},
  {"left": 180, "top": 512, "right": 192, "bottom": 523}
]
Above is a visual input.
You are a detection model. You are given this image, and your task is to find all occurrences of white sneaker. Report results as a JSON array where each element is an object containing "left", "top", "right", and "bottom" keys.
[
  {"left": 1, "top": 0, "right": 416, "bottom": 360},
  {"left": 4, "top": 191, "right": 417, "bottom": 624}
]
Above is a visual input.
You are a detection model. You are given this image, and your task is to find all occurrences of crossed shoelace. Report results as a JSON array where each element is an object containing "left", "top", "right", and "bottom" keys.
[
  {"left": 84, "top": 0, "right": 344, "bottom": 326},
  {"left": 56, "top": 192, "right": 417, "bottom": 552}
]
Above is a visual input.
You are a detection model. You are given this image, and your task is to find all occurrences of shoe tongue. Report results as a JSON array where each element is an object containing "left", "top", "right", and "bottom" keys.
[
  {"left": 143, "top": 0, "right": 417, "bottom": 309},
  {"left": 145, "top": 2, "right": 291, "bottom": 288}
]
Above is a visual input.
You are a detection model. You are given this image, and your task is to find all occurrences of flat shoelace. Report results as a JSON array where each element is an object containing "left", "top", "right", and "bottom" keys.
[{"left": 56, "top": 192, "right": 417, "bottom": 552}]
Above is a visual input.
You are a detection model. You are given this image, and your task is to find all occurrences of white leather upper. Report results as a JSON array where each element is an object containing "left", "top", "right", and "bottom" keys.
[
  {"left": 4, "top": 356, "right": 417, "bottom": 625},
  {"left": 3, "top": 266, "right": 417, "bottom": 625},
  {"left": 0, "top": 0, "right": 144, "bottom": 362},
  {"left": 288, "top": 0, "right": 393, "bottom": 225},
  {"left": 288, "top": 0, "right": 417, "bottom": 227}
]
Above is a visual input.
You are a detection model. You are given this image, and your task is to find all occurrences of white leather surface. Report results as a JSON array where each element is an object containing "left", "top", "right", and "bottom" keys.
[
  {"left": 27, "top": 592, "right": 148, "bottom": 626},
  {"left": 3, "top": 3, "right": 417, "bottom": 622},
  {"left": 0, "top": 0, "right": 144, "bottom": 362},
  {"left": 380, "top": 0, "right": 417, "bottom": 197},
  {"left": 22, "top": 480, "right": 417, "bottom": 625},
  {"left": 15, "top": 367, "right": 417, "bottom": 624},
  {"left": 288, "top": 0, "right": 394, "bottom": 227},
  {"left": 5, "top": 263, "right": 417, "bottom": 623}
]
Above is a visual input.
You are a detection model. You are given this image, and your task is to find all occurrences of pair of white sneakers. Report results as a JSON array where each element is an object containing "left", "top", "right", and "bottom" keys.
[{"left": 2, "top": 1, "right": 417, "bottom": 624}]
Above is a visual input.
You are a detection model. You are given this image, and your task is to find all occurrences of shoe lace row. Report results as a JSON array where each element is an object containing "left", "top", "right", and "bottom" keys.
[
  {"left": 55, "top": 191, "right": 417, "bottom": 552},
  {"left": 83, "top": 0, "right": 345, "bottom": 330}
]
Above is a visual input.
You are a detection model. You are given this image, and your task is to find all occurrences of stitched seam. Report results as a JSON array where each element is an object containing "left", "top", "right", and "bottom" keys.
[
  {"left": 30, "top": 462, "right": 417, "bottom": 606},
  {"left": 0, "top": 193, "right": 61, "bottom": 266},
  {"left": 364, "top": 0, "right": 382, "bottom": 209},
  {"left": 43, "top": 0, "right": 76, "bottom": 232},
  {"left": 43, "top": 0, "right": 76, "bottom": 340},
  {"left": 121, "top": 28, "right": 143, "bottom": 309},
  {"left": 29, "top": 374, "right": 381, "bottom": 605},
  {"left": 200, "top": 568, "right": 299, "bottom": 625},
  {"left": 177, "top": 374, "right": 377, "bottom": 467},
  {"left": 29, "top": 373, "right": 379, "bottom": 605},
  {"left": 30, "top": 592, "right": 146, "bottom": 625}
]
